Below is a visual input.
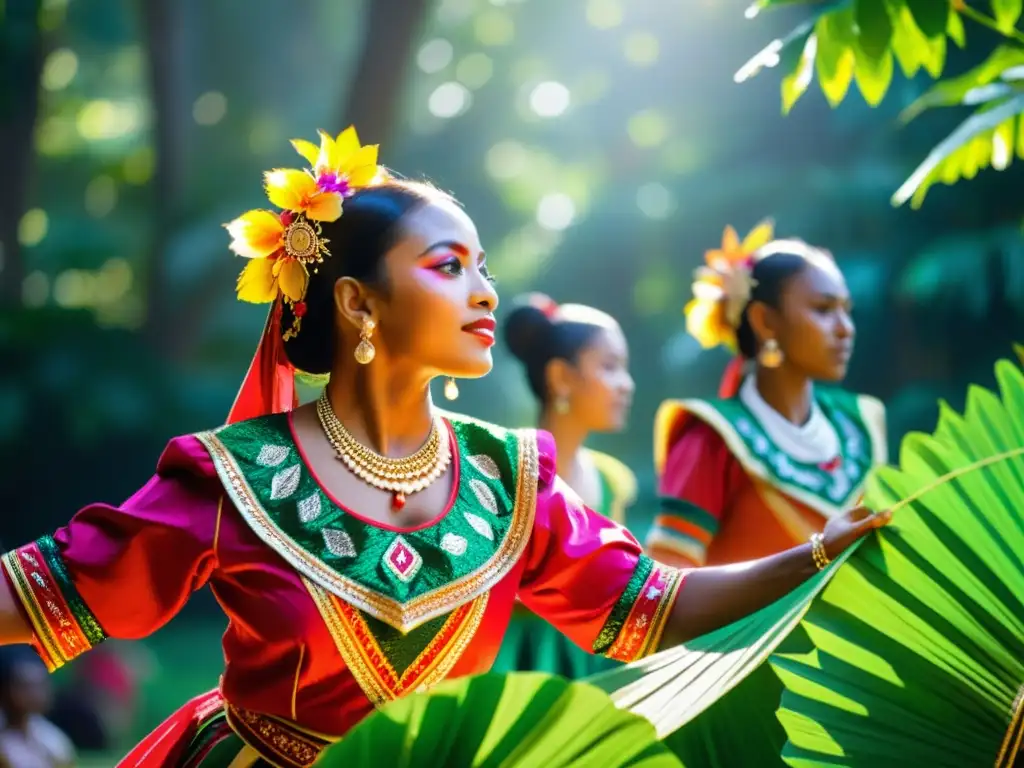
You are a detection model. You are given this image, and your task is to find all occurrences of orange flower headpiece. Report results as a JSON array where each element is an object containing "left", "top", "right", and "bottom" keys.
[
  {"left": 684, "top": 219, "right": 774, "bottom": 352},
  {"left": 225, "top": 126, "right": 383, "bottom": 340}
]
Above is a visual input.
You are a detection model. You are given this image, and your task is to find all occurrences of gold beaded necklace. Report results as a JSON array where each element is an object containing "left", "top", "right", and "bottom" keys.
[{"left": 315, "top": 391, "right": 451, "bottom": 511}]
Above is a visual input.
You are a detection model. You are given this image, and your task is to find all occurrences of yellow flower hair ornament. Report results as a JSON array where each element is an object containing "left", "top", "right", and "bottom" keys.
[
  {"left": 684, "top": 219, "right": 774, "bottom": 352},
  {"left": 225, "top": 126, "right": 382, "bottom": 340}
]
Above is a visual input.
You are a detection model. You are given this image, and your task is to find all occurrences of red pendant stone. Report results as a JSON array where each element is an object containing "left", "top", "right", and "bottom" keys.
[
  {"left": 819, "top": 456, "right": 843, "bottom": 472},
  {"left": 392, "top": 492, "right": 407, "bottom": 511}
]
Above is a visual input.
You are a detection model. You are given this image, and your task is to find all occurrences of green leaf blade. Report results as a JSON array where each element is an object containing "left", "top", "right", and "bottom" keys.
[{"left": 992, "top": 0, "right": 1023, "bottom": 34}]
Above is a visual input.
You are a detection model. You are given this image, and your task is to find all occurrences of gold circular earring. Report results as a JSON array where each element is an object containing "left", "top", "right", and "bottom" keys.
[
  {"left": 443, "top": 377, "right": 459, "bottom": 401},
  {"left": 354, "top": 317, "right": 376, "bottom": 365},
  {"left": 758, "top": 338, "right": 783, "bottom": 369}
]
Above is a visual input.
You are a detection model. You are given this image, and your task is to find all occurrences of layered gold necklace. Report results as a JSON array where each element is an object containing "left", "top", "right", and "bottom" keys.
[{"left": 315, "top": 391, "right": 451, "bottom": 511}]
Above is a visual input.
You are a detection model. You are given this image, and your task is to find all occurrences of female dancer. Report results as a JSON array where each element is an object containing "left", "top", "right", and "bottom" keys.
[
  {"left": 646, "top": 221, "right": 887, "bottom": 568},
  {"left": 493, "top": 294, "right": 636, "bottom": 677},
  {"left": 0, "top": 131, "right": 886, "bottom": 767}
]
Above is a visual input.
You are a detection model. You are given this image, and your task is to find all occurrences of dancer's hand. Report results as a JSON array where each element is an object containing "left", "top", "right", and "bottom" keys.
[{"left": 822, "top": 505, "right": 891, "bottom": 559}]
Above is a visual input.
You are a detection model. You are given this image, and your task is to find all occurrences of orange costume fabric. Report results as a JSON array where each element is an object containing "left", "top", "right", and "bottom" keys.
[{"left": 646, "top": 383, "right": 887, "bottom": 567}]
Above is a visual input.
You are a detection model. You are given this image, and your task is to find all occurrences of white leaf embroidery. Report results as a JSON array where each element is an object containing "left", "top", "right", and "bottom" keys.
[
  {"left": 322, "top": 529, "right": 357, "bottom": 558},
  {"left": 257, "top": 445, "right": 290, "bottom": 467},
  {"left": 297, "top": 494, "right": 322, "bottom": 523},
  {"left": 469, "top": 479, "right": 499, "bottom": 516},
  {"left": 440, "top": 533, "right": 467, "bottom": 556},
  {"left": 270, "top": 465, "right": 302, "bottom": 500},
  {"left": 468, "top": 454, "right": 501, "bottom": 480},
  {"left": 464, "top": 511, "right": 494, "bottom": 540}
]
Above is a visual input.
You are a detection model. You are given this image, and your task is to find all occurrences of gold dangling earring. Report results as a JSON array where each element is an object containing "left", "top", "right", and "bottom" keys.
[
  {"left": 443, "top": 377, "right": 459, "bottom": 401},
  {"left": 554, "top": 394, "right": 570, "bottom": 415},
  {"left": 354, "top": 317, "right": 376, "bottom": 365},
  {"left": 758, "top": 338, "right": 783, "bottom": 369}
]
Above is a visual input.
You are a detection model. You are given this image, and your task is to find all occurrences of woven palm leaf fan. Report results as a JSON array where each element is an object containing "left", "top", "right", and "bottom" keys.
[
  {"left": 316, "top": 671, "right": 682, "bottom": 767},
  {"left": 770, "top": 358, "right": 1024, "bottom": 767}
]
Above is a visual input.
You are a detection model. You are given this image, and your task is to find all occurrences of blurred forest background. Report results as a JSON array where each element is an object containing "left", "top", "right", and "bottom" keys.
[{"left": 1, "top": 0, "right": 1023, "bottom": 756}]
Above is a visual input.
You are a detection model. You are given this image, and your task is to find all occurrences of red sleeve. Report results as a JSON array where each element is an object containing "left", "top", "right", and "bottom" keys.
[
  {"left": 518, "top": 431, "right": 686, "bottom": 663},
  {"left": 645, "top": 421, "right": 736, "bottom": 567},
  {"left": 1, "top": 435, "right": 222, "bottom": 670}
]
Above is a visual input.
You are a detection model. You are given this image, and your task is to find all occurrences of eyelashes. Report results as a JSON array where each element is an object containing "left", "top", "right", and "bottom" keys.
[{"left": 432, "top": 258, "right": 497, "bottom": 284}]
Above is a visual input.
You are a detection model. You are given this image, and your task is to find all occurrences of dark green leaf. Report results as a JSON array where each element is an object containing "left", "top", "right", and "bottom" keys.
[
  {"left": 816, "top": 10, "right": 858, "bottom": 106},
  {"left": 905, "top": 0, "right": 950, "bottom": 38},
  {"left": 900, "top": 45, "right": 1024, "bottom": 122},
  {"left": 888, "top": 0, "right": 946, "bottom": 78},
  {"left": 855, "top": 0, "right": 894, "bottom": 61},
  {"left": 947, "top": 6, "right": 966, "bottom": 47},
  {"left": 888, "top": 0, "right": 926, "bottom": 76},
  {"left": 992, "top": 0, "right": 1023, "bottom": 34},
  {"left": 854, "top": 47, "right": 895, "bottom": 105},
  {"left": 781, "top": 31, "right": 818, "bottom": 114},
  {"left": 892, "top": 92, "right": 1024, "bottom": 206}
]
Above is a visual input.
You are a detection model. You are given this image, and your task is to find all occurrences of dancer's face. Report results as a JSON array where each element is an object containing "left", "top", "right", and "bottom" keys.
[
  {"left": 371, "top": 199, "right": 499, "bottom": 379},
  {"left": 774, "top": 260, "right": 854, "bottom": 381},
  {"left": 556, "top": 324, "right": 634, "bottom": 432}
]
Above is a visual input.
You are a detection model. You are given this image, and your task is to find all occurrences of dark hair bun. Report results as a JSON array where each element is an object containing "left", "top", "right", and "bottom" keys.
[{"left": 504, "top": 297, "right": 555, "bottom": 364}]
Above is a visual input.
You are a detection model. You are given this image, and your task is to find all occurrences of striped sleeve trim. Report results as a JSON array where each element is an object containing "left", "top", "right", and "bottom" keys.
[
  {"left": 644, "top": 497, "right": 719, "bottom": 566},
  {"left": 594, "top": 555, "right": 685, "bottom": 662},
  {"left": 1, "top": 537, "right": 106, "bottom": 671},
  {"left": 592, "top": 556, "right": 652, "bottom": 654}
]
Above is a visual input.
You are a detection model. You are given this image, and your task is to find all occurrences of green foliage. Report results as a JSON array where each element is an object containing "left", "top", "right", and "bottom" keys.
[
  {"left": 737, "top": 0, "right": 959, "bottom": 113},
  {"left": 893, "top": 46, "right": 1024, "bottom": 206},
  {"left": 772, "top": 361, "right": 1024, "bottom": 765},
  {"left": 738, "top": 0, "right": 1024, "bottom": 206},
  {"left": 318, "top": 673, "right": 681, "bottom": 768}
]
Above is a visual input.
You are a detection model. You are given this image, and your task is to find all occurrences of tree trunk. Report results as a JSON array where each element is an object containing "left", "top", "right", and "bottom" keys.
[
  {"left": 139, "top": 0, "right": 184, "bottom": 356},
  {"left": 339, "top": 0, "right": 430, "bottom": 145},
  {"left": 0, "top": 0, "right": 44, "bottom": 306}
]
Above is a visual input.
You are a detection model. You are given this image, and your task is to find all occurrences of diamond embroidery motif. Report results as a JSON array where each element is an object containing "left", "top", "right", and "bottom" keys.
[
  {"left": 469, "top": 479, "right": 499, "bottom": 516},
  {"left": 464, "top": 511, "right": 494, "bottom": 540},
  {"left": 297, "top": 494, "right": 322, "bottom": 524},
  {"left": 322, "top": 529, "right": 357, "bottom": 558},
  {"left": 468, "top": 454, "right": 501, "bottom": 480},
  {"left": 440, "top": 532, "right": 467, "bottom": 556},
  {"left": 384, "top": 536, "right": 423, "bottom": 583},
  {"left": 257, "top": 445, "right": 290, "bottom": 467},
  {"left": 270, "top": 465, "right": 302, "bottom": 500}
]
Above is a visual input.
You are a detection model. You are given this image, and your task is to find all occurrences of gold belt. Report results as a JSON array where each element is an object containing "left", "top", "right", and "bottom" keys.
[{"left": 225, "top": 702, "right": 332, "bottom": 768}]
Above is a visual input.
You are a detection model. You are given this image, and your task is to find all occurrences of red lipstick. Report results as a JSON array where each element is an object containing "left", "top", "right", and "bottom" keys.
[{"left": 462, "top": 317, "right": 496, "bottom": 346}]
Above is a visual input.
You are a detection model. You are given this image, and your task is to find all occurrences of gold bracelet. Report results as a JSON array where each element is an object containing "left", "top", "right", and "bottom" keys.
[{"left": 810, "top": 532, "right": 831, "bottom": 571}]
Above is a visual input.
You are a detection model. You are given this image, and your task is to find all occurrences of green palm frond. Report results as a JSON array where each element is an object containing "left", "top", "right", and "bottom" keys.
[
  {"left": 316, "top": 672, "right": 683, "bottom": 768},
  {"left": 772, "top": 360, "right": 1024, "bottom": 766},
  {"left": 585, "top": 547, "right": 857, "bottom": 742}
]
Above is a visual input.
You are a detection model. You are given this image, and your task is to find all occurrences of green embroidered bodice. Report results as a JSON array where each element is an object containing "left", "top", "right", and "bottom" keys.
[
  {"left": 197, "top": 412, "right": 538, "bottom": 634},
  {"left": 677, "top": 388, "right": 886, "bottom": 514}
]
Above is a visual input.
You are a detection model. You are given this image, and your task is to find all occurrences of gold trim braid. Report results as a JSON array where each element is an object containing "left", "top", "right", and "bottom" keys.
[{"left": 996, "top": 684, "right": 1024, "bottom": 768}]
